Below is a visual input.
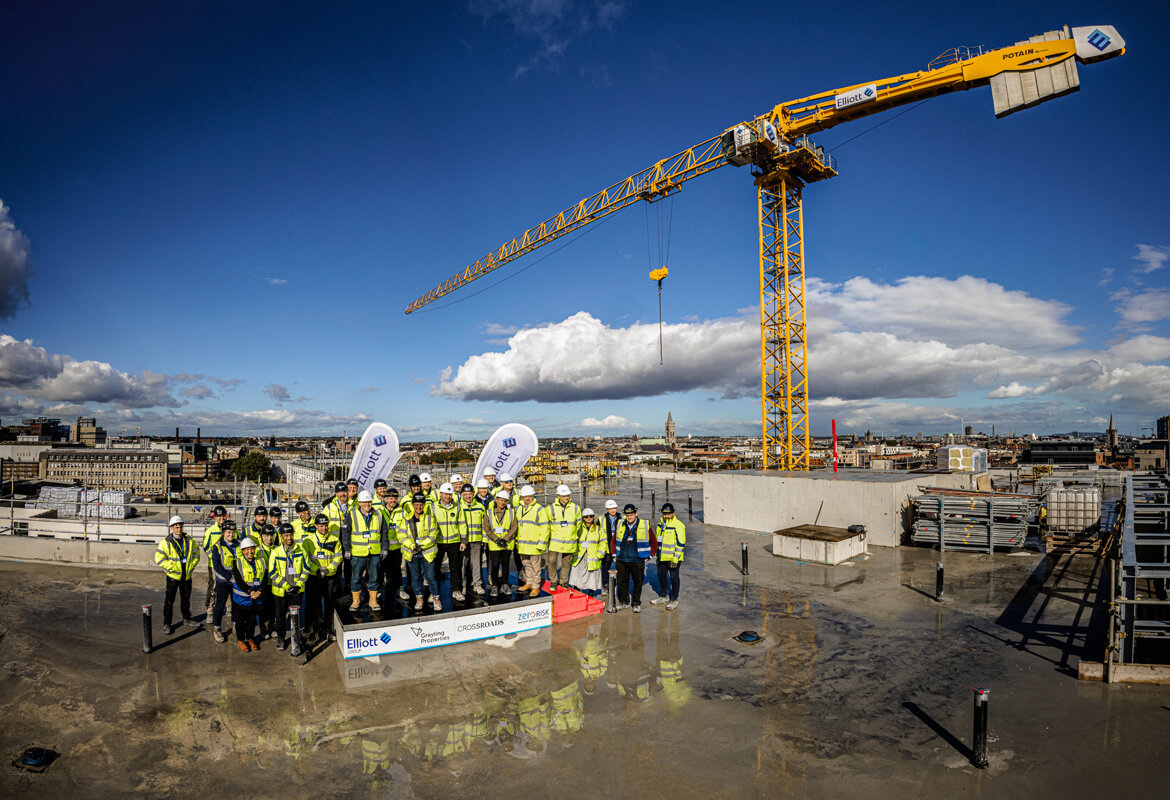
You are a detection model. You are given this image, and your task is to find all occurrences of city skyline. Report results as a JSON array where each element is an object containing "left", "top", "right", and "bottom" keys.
[{"left": 1, "top": 1, "right": 1167, "bottom": 438}]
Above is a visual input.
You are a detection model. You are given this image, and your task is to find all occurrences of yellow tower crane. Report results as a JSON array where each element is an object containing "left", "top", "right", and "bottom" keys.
[{"left": 406, "top": 25, "right": 1125, "bottom": 470}]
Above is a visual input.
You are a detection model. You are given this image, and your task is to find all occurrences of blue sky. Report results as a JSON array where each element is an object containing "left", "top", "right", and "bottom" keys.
[{"left": 1, "top": 0, "right": 1167, "bottom": 440}]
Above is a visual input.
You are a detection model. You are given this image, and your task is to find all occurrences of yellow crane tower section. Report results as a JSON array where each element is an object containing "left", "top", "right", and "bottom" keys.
[{"left": 405, "top": 25, "right": 1125, "bottom": 470}]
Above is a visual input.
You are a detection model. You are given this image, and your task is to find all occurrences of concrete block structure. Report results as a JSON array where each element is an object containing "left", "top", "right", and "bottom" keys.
[{"left": 704, "top": 469, "right": 977, "bottom": 548}]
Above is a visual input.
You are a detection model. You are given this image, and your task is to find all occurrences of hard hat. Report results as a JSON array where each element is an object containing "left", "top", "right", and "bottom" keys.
[
  {"left": 496, "top": 490, "right": 510, "bottom": 500},
  {"left": 357, "top": 490, "right": 374, "bottom": 503},
  {"left": 212, "top": 505, "right": 227, "bottom": 516},
  {"left": 419, "top": 472, "right": 433, "bottom": 483},
  {"left": 294, "top": 500, "right": 309, "bottom": 512},
  {"left": 411, "top": 492, "right": 427, "bottom": 504},
  {"left": 519, "top": 485, "right": 536, "bottom": 497},
  {"left": 582, "top": 508, "right": 596, "bottom": 517},
  {"left": 373, "top": 478, "right": 387, "bottom": 488},
  {"left": 662, "top": 502, "right": 675, "bottom": 514},
  {"left": 555, "top": 484, "right": 571, "bottom": 496},
  {"left": 168, "top": 515, "right": 184, "bottom": 527},
  {"left": 278, "top": 522, "right": 294, "bottom": 535},
  {"left": 222, "top": 521, "right": 237, "bottom": 531},
  {"left": 408, "top": 474, "right": 422, "bottom": 487},
  {"left": 387, "top": 488, "right": 399, "bottom": 497},
  {"left": 346, "top": 478, "right": 359, "bottom": 486},
  {"left": 461, "top": 483, "right": 475, "bottom": 493},
  {"left": 498, "top": 472, "right": 513, "bottom": 482},
  {"left": 253, "top": 506, "right": 267, "bottom": 516},
  {"left": 268, "top": 506, "right": 282, "bottom": 516},
  {"left": 623, "top": 503, "right": 637, "bottom": 514},
  {"left": 451, "top": 474, "right": 464, "bottom": 484},
  {"left": 239, "top": 537, "right": 257, "bottom": 550},
  {"left": 314, "top": 513, "right": 328, "bottom": 525},
  {"left": 483, "top": 467, "right": 496, "bottom": 476},
  {"left": 476, "top": 478, "right": 490, "bottom": 489},
  {"left": 262, "top": 524, "right": 276, "bottom": 536},
  {"left": 439, "top": 483, "right": 454, "bottom": 495},
  {"left": 334, "top": 481, "right": 348, "bottom": 492},
  {"left": 604, "top": 500, "right": 618, "bottom": 510}
]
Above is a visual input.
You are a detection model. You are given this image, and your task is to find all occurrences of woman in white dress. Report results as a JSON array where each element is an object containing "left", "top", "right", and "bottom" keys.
[{"left": 568, "top": 508, "right": 604, "bottom": 596}]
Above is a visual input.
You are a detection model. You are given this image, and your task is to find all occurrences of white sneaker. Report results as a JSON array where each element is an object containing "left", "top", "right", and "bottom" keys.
[
  {"left": 666, "top": 600, "right": 678, "bottom": 610},
  {"left": 650, "top": 597, "right": 668, "bottom": 605},
  {"left": 473, "top": 585, "right": 485, "bottom": 596},
  {"left": 414, "top": 597, "right": 423, "bottom": 611},
  {"left": 453, "top": 591, "right": 465, "bottom": 602},
  {"left": 432, "top": 597, "right": 442, "bottom": 611},
  {"left": 399, "top": 588, "right": 410, "bottom": 602},
  {"left": 632, "top": 604, "right": 642, "bottom": 613}
]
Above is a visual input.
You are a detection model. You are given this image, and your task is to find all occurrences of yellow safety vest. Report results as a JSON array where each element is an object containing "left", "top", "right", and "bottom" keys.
[
  {"left": 269, "top": 542, "right": 309, "bottom": 597},
  {"left": 515, "top": 502, "right": 549, "bottom": 555},
  {"left": 575, "top": 522, "right": 605, "bottom": 570},
  {"left": 347, "top": 508, "right": 385, "bottom": 557},
  {"left": 201, "top": 522, "right": 224, "bottom": 553},
  {"left": 155, "top": 534, "right": 200, "bottom": 580},
  {"left": 303, "top": 528, "right": 342, "bottom": 576},
  {"left": 656, "top": 517, "right": 687, "bottom": 563},
  {"left": 322, "top": 496, "right": 352, "bottom": 535},
  {"left": 548, "top": 500, "right": 581, "bottom": 554},
  {"left": 432, "top": 501, "right": 466, "bottom": 545},
  {"left": 462, "top": 500, "right": 486, "bottom": 543},
  {"left": 484, "top": 505, "right": 516, "bottom": 552},
  {"left": 399, "top": 508, "right": 439, "bottom": 562},
  {"left": 291, "top": 516, "right": 315, "bottom": 544},
  {"left": 380, "top": 502, "right": 404, "bottom": 551},
  {"left": 232, "top": 554, "right": 265, "bottom": 605}
]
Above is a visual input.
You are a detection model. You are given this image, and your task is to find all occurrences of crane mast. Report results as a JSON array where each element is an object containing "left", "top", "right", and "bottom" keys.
[{"left": 406, "top": 25, "right": 1125, "bottom": 470}]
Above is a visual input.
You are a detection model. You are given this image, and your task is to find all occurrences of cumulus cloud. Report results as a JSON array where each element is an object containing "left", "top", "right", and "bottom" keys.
[
  {"left": 267, "top": 277, "right": 287, "bottom": 285},
  {"left": 1133, "top": 244, "right": 1169, "bottom": 274},
  {"left": 101, "top": 407, "right": 373, "bottom": 436},
  {"left": 179, "top": 384, "right": 216, "bottom": 400},
  {"left": 987, "top": 382, "right": 1034, "bottom": 399},
  {"left": 0, "top": 201, "right": 32, "bottom": 320},
  {"left": 0, "top": 335, "right": 180, "bottom": 407},
  {"left": 581, "top": 414, "right": 640, "bottom": 429},
  {"left": 806, "top": 275, "right": 1078, "bottom": 349},
  {"left": 435, "top": 311, "right": 755, "bottom": 402}
]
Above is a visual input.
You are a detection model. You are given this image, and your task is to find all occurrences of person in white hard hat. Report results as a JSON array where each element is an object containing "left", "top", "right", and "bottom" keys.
[
  {"left": 482, "top": 467, "right": 498, "bottom": 488},
  {"left": 569, "top": 508, "right": 604, "bottom": 596},
  {"left": 515, "top": 484, "right": 550, "bottom": 597},
  {"left": 231, "top": 536, "right": 267, "bottom": 651},
  {"left": 546, "top": 484, "right": 582, "bottom": 588},
  {"left": 602, "top": 499, "right": 621, "bottom": 588},
  {"left": 154, "top": 515, "right": 201, "bottom": 634},
  {"left": 484, "top": 489, "right": 517, "bottom": 595},
  {"left": 449, "top": 474, "right": 465, "bottom": 496},
  {"left": 419, "top": 472, "right": 438, "bottom": 504},
  {"left": 432, "top": 483, "right": 468, "bottom": 602},
  {"left": 342, "top": 489, "right": 389, "bottom": 612}
]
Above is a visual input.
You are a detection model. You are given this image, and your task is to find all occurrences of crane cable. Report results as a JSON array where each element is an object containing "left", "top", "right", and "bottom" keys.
[{"left": 645, "top": 194, "right": 675, "bottom": 366}]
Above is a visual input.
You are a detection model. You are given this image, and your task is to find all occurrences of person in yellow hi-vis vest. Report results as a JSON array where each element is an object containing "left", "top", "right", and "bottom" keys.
[
  {"left": 546, "top": 484, "right": 581, "bottom": 589},
  {"left": 432, "top": 483, "right": 468, "bottom": 602},
  {"left": 651, "top": 502, "right": 686, "bottom": 610},
  {"left": 154, "top": 515, "right": 200, "bottom": 634},
  {"left": 400, "top": 492, "right": 442, "bottom": 613},
  {"left": 484, "top": 490, "right": 517, "bottom": 597},
  {"left": 461, "top": 482, "right": 489, "bottom": 597},
  {"left": 270, "top": 523, "right": 310, "bottom": 652},
  {"left": 379, "top": 488, "right": 404, "bottom": 612},
  {"left": 515, "top": 485, "right": 549, "bottom": 597},
  {"left": 342, "top": 490, "right": 388, "bottom": 612},
  {"left": 303, "top": 512, "right": 341, "bottom": 641},
  {"left": 569, "top": 508, "right": 605, "bottom": 596}
]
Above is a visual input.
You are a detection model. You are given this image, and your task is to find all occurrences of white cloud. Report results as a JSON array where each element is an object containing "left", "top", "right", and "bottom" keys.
[
  {"left": 1111, "top": 287, "right": 1170, "bottom": 328},
  {"left": 987, "top": 381, "right": 1035, "bottom": 399},
  {"left": 581, "top": 414, "right": 640, "bottom": 429},
  {"left": 436, "top": 311, "right": 755, "bottom": 402},
  {"left": 807, "top": 275, "right": 1079, "bottom": 348},
  {"left": 0, "top": 200, "right": 32, "bottom": 320},
  {"left": 1133, "top": 244, "right": 1169, "bottom": 274},
  {"left": 267, "top": 277, "right": 287, "bottom": 285},
  {"left": 473, "top": 0, "right": 626, "bottom": 78},
  {"left": 0, "top": 335, "right": 180, "bottom": 407}
]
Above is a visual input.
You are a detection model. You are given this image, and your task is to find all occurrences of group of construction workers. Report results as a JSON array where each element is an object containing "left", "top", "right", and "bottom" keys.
[{"left": 153, "top": 467, "right": 687, "bottom": 653}]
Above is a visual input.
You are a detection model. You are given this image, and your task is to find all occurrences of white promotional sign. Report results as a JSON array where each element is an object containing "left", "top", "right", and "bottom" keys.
[
  {"left": 347, "top": 422, "right": 402, "bottom": 492},
  {"left": 340, "top": 599, "right": 553, "bottom": 659},
  {"left": 473, "top": 423, "right": 539, "bottom": 484},
  {"left": 834, "top": 83, "right": 878, "bottom": 110},
  {"left": 1071, "top": 25, "right": 1125, "bottom": 62}
]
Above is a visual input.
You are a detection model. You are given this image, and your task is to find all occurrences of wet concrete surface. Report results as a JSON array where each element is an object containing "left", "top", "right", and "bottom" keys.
[{"left": 2, "top": 477, "right": 1168, "bottom": 798}]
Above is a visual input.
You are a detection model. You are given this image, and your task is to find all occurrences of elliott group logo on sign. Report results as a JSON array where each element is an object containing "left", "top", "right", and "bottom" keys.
[
  {"left": 502, "top": 437, "right": 517, "bottom": 448},
  {"left": 379, "top": 632, "right": 392, "bottom": 644},
  {"left": 1087, "top": 29, "right": 1111, "bottom": 50},
  {"left": 373, "top": 435, "right": 387, "bottom": 448}
]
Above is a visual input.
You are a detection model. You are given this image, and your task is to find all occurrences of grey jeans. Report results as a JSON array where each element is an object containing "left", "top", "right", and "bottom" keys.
[{"left": 465, "top": 541, "right": 484, "bottom": 590}]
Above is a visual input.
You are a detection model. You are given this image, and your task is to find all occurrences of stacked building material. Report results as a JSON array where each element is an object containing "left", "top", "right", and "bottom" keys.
[
  {"left": 79, "top": 489, "right": 132, "bottom": 519},
  {"left": 35, "top": 486, "right": 81, "bottom": 516},
  {"left": 911, "top": 491, "right": 1035, "bottom": 551},
  {"left": 935, "top": 445, "right": 988, "bottom": 472}
]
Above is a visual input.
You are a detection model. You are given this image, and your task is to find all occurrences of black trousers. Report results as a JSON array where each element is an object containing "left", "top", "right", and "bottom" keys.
[
  {"left": 513, "top": 550, "right": 524, "bottom": 583},
  {"left": 440, "top": 543, "right": 464, "bottom": 594},
  {"left": 204, "top": 565, "right": 216, "bottom": 610},
  {"left": 656, "top": 561, "right": 681, "bottom": 601},
  {"left": 259, "top": 589, "right": 274, "bottom": 635},
  {"left": 488, "top": 549, "right": 511, "bottom": 588},
  {"left": 211, "top": 581, "right": 232, "bottom": 629},
  {"left": 163, "top": 576, "right": 192, "bottom": 626},
  {"left": 382, "top": 550, "right": 402, "bottom": 607},
  {"left": 274, "top": 590, "right": 304, "bottom": 638},
  {"left": 234, "top": 604, "right": 258, "bottom": 642},
  {"left": 615, "top": 560, "right": 645, "bottom": 605},
  {"left": 307, "top": 573, "right": 339, "bottom": 632}
]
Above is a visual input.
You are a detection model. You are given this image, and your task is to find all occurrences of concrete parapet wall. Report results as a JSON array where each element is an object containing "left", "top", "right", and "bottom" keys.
[
  {"left": 631, "top": 469, "right": 704, "bottom": 483},
  {"left": 704, "top": 469, "right": 976, "bottom": 548},
  {"left": 0, "top": 535, "right": 157, "bottom": 570}
]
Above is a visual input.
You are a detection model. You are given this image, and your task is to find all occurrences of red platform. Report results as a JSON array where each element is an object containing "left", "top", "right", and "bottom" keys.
[{"left": 541, "top": 581, "right": 605, "bottom": 622}]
